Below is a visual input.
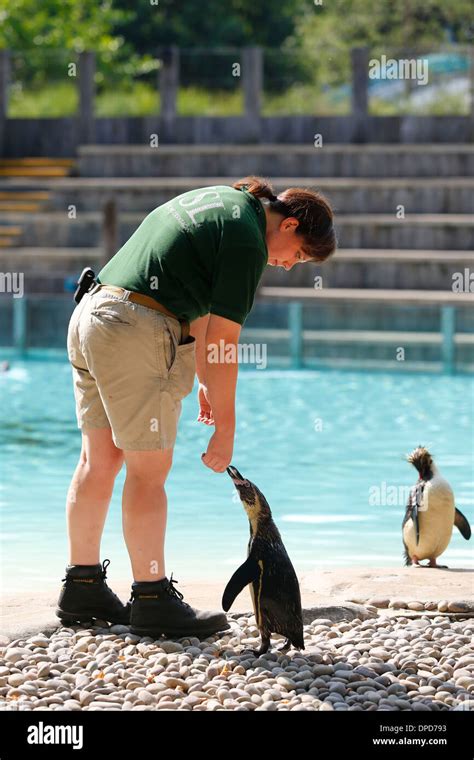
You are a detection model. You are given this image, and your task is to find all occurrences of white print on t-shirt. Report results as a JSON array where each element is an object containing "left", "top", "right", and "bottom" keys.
[
  {"left": 178, "top": 189, "right": 225, "bottom": 225},
  {"left": 166, "top": 205, "right": 188, "bottom": 230}
]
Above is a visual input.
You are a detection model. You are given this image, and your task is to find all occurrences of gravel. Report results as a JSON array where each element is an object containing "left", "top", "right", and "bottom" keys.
[{"left": 0, "top": 612, "right": 472, "bottom": 711}]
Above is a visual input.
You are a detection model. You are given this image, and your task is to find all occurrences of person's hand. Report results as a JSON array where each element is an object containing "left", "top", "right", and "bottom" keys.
[
  {"left": 197, "top": 383, "right": 215, "bottom": 425},
  {"left": 201, "top": 429, "right": 234, "bottom": 472}
]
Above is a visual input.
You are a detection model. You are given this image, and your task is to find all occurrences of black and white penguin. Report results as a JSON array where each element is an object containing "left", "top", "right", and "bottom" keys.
[
  {"left": 403, "top": 446, "right": 471, "bottom": 568},
  {"left": 223, "top": 466, "right": 304, "bottom": 656}
]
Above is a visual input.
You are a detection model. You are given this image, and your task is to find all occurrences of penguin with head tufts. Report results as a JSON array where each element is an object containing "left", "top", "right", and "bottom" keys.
[{"left": 403, "top": 446, "right": 471, "bottom": 568}]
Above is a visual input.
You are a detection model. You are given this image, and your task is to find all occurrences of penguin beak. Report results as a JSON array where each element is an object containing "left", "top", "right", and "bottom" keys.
[{"left": 226, "top": 465, "right": 250, "bottom": 487}]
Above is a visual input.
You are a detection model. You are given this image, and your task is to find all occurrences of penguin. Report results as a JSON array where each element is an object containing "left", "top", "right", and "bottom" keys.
[
  {"left": 402, "top": 446, "right": 471, "bottom": 568},
  {"left": 223, "top": 465, "right": 304, "bottom": 656}
]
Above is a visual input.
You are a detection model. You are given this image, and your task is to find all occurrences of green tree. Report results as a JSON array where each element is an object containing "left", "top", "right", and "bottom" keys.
[
  {"left": 0, "top": 0, "right": 126, "bottom": 52},
  {"left": 291, "top": 0, "right": 473, "bottom": 89},
  {"left": 111, "top": 0, "right": 307, "bottom": 50}
]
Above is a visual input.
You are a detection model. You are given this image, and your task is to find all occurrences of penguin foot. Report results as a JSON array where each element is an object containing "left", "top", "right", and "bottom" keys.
[
  {"left": 411, "top": 556, "right": 448, "bottom": 569},
  {"left": 240, "top": 647, "right": 259, "bottom": 658},
  {"left": 240, "top": 643, "right": 272, "bottom": 657},
  {"left": 428, "top": 559, "right": 448, "bottom": 569},
  {"left": 276, "top": 638, "right": 292, "bottom": 653}
]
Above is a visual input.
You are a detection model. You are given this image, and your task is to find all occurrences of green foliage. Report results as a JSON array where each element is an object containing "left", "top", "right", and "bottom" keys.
[
  {"left": 8, "top": 81, "right": 78, "bottom": 116},
  {"left": 1, "top": 0, "right": 471, "bottom": 115},
  {"left": 110, "top": 0, "right": 307, "bottom": 50},
  {"left": 291, "top": 0, "right": 473, "bottom": 88},
  {"left": 0, "top": 0, "right": 126, "bottom": 52},
  {"left": 7, "top": 79, "right": 466, "bottom": 119}
]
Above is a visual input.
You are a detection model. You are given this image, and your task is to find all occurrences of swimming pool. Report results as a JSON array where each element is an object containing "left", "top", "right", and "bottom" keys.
[{"left": 1, "top": 359, "right": 473, "bottom": 592}]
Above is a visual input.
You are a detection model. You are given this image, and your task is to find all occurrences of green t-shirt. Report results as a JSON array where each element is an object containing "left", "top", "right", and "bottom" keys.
[{"left": 97, "top": 185, "right": 268, "bottom": 325}]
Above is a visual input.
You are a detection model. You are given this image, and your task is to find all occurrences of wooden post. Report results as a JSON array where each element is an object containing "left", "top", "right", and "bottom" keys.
[
  {"left": 101, "top": 199, "right": 118, "bottom": 268},
  {"left": 242, "top": 46, "right": 263, "bottom": 141},
  {"left": 159, "top": 46, "right": 179, "bottom": 141},
  {"left": 0, "top": 49, "right": 10, "bottom": 155},
  {"left": 351, "top": 46, "right": 369, "bottom": 142},
  {"left": 78, "top": 51, "right": 96, "bottom": 144}
]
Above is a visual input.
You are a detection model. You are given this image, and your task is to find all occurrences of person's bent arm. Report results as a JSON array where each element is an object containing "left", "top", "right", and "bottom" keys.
[
  {"left": 189, "top": 313, "right": 210, "bottom": 385},
  {"left": 200, "top": 314, "right": 241, "bottom": 472},
  {"left": 190, "top": 313, "right": 214, "bottom": 425}
]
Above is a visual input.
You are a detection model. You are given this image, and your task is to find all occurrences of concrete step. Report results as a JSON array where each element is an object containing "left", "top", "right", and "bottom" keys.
[
  {"left": 0, "top": 202, "right": 43, "bottom": 212},
  {"left": 0, "top": 247, "right": 101, "bottom": 273},
  {"left": 244, "top": 326, "right": 474, "bottom": 345},
  {"left": 0, "top": 226, "right": 22, "bottom": 242},
  {"left": 0, "top": 158, "right": 75, "bottom": 167},
  {"left": 249, "top": 289, "right": 474, "bottom": 335},
  {"left": 0, "top": 158, "right": 75, "bottom": 182},
  {"left": 0, "top": 191, "right": 50, "bottom": 201},
  {"left": 1, "top": 246, "right": 472, "bottom": 292},
  {"left": 1, "top": 176, "right": 471, "bottom": 214},
  {"left": 2, "top": 211, "right": 472, "bottom": 250},
  {"left": 258, "top": 286, "right": 474, "bottom": 306},
  {"left": 78, "top": 144, "right": 474, "bottom": 178},
  {"left": 262, "top": 249, "right": 474, "bottom": 291},
  {"left": 0, "top": 167, "right": 71, "bottom": 178}
]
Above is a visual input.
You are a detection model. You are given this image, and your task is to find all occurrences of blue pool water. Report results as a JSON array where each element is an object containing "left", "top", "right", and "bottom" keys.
[{"left": 1, "top": 359, "right": 473, "bottom": 592}]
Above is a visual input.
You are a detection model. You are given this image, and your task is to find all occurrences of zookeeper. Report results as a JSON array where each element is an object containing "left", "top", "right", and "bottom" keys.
[{"left": 56, "top": 175, "right": 336, "bottom": 638}]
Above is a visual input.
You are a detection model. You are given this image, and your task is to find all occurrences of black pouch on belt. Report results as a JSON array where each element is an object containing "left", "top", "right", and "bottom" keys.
[{"left": 74, "top": 267, "right": 97, "bottom": 304}]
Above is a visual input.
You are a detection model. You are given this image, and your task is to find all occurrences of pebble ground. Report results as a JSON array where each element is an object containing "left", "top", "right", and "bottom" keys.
[{"left": 1, "top": 611, "right": 473, "bottom": 711}]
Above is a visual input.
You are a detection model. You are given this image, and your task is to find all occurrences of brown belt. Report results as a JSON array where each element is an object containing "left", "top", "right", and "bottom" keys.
[{"left": 97, "top": 285, "right": 190, "bottom": 342}]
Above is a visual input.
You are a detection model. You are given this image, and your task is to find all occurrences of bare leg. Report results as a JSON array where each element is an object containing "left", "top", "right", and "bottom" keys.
[
  {"left": 122, "top": 448, "right": 174, "bottom": 582},
  {"left": 67, "top": 428, "right": 123, "bottom": 565}
]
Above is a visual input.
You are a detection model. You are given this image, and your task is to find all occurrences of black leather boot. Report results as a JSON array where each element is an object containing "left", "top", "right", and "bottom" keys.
[
  {"left": 56, "top": 558, "right": 131, "bottom": 626},
  {"left": 129, "top": 572, "right": 230, "bottom": 638}
]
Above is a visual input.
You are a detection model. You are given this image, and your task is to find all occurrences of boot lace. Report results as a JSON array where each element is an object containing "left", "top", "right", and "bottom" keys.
[
  {"left": 128, "top": 571, "right": 191, "bottom": 608},
  {"left": 100, "top": 559, "right": 127, "bottom": 606},
  {"left": 165, "top": 572, "right": 191, "bottom": 609}
]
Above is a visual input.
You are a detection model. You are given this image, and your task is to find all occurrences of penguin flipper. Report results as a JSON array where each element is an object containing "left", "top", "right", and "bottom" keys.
[
  {"left": 222, "top": 556, "right": 260, "bottom": 612},
  {"left": 454, "top": 508, "right": 471, "bottom": 540},
  {"left": 412, "top": 502, "right": 420, "bottom": 545},
  {"left": 404, "top": 483, "right": 423, "bottom": 545}
]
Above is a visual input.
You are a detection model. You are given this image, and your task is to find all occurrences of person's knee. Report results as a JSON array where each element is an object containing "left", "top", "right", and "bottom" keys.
[
  {"left": 78, "top": 442, "right": 123, "bottom": 480},
  {"left": 124, "top": 449, "right": 173, "bottom": 488}
]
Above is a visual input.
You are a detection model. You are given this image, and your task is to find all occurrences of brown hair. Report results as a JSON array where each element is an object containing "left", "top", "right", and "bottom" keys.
[{"left": 233, "top": 175, "right": 336, "bottom": 263}]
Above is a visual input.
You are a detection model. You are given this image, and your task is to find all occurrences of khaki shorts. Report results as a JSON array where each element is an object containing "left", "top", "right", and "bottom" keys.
[{"left": 67, "top": 288, "right": 196, "bottom": 450}]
